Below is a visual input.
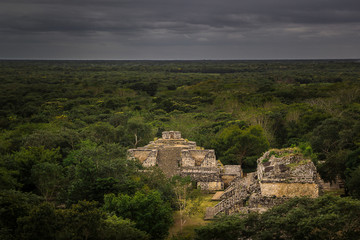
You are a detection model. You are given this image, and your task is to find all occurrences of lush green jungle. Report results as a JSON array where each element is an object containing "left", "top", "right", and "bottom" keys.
[{"left": 1, "top": 60, "right": 360, "bottom": 240}]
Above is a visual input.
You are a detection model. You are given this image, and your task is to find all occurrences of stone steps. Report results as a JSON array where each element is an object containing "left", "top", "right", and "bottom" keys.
[{"left": 157, "top": 147, "right": 181, "bottom": 177}]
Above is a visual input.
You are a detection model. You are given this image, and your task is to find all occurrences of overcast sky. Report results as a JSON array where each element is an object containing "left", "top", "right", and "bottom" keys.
[{"left": 1, "top": 0, "right": 360, "bottom": 60}]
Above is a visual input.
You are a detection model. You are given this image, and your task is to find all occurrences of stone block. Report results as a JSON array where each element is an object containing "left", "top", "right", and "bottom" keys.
[
  {"left": 143, "top": 150, "right": 158, "bottom": 167},
  {"left": 201, "top": 150, "right": 217, "bottom": 167},
  {"left": 260, "top": 182, "right": 319, "bottom": 198},
  {"left": 223, "top": 165, "right": 242, "bottom": 176},
  {"left": 181, "top": 150, "right": 195, "bottom": 167},
  {"left": 162, "top": 131, "right": 181, "bottom": 139},
  {"left": 197, "top": 181, "right": 224, "bottom": 191},
  {"left": 128, "top": 149, "right": 157, "bottom": 166}
]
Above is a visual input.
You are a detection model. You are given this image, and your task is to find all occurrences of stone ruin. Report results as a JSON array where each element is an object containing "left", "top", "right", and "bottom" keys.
[
  {"left": 129, "top": 133, "right": 329, "bottom": 218},
  {"left": 128, "top": 131, "right": 242, "bottom": 191},
  {"left": 205, "top": 148, "right": 322, "bottom": 219}
]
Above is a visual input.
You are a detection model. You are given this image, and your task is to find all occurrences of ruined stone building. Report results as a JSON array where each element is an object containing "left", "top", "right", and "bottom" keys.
[
  {"left": 206, "top": 148, "right": 322, "bottom": 218},
  {"left": 128, "top": 131, "right": 242, "bottom": 191},
  {"left": 129, "top": 132, "right": 326, "bottom": 217}
]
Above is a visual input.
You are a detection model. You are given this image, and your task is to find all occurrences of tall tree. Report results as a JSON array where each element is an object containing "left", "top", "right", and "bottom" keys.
[
  {"left": 103, "top": 190, "right": 173, "bottom": 240},
  {"left": 214, "top": 124, "right": 269, "bottom": 170},
  {"left": 172, "top": 176, "right": 203, "bottom": 232},
  {"left": 31, "top": 162, "right": 64, "bottom": 201}
]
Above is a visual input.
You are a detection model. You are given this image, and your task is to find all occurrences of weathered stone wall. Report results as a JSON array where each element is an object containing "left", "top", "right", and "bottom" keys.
[
  {"left": 179, "top": 149, "right": 221, "bottom": 191},
  {"left": 181, "top": 167, "right": 222, "bottom": 182},
  {"left": 153, "top": 139, "right": 196, "bottom": 147},
  {"left": 162, "top": 131, "right": 181, "bottom": 139},
  {"left": 257, "top": 150, "right": 320, "bottom": 198},
  {"left": 201, "top": 150, "right": 217, "bottom": 167},
  {"left": 221, "top": 165, "right": 242, "bottom": 188},
  {"left": 181, "top": 166, "right": 224, "bottom": 190},
  {"left": 190, "top": 150, "right": 209, "bottom": 166},
  {"left": 143, "top": 150, "right": 158, "bottom": 167},
  {"left": 180, "top": 149, "right": 217, "bottom": 167},
  {"left": 207, "top": 149, "right": 322, "bottom": 219},
  {"left": 260, "top": 182, "right": 319, "bottom": 198},
  {"left": 128, "top": 149, "right": 157, "bottom": 166},
  {"left": 221, "top": 175, "right": 237, "bottom": 187},
  {"left": 181, "top": 150, "right": 195, "bottom": 167},
  {"left": 197, "top": 182, "right": 224, "bottom": 191},
  {"left": 257, "top": 151, "right": 318, "bottom": 184},
  {"left": 223, "top": 165, "right": 242, "bottom": 176}
]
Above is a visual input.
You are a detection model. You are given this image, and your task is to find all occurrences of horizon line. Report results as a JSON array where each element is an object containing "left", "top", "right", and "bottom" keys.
[{"left": 0, "top": 58, "right": 359, "bottom": 61}]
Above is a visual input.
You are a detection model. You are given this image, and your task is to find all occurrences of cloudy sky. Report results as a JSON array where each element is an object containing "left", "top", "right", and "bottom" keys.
[{"left": 1, "top": 0, "right": 360, "bottom": 60}]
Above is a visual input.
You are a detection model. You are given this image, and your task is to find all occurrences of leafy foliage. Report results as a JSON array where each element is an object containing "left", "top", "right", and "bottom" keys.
[
  {"left": 16, "top": 200, "right": 149, "bottom": 240},
  {"left": 0, "top": 60, "right": 360, "bottom": 239},
  {"left": 213, "top": 124, "right": 269, "bottom": 171},
  {"left": 103, "top": 190, "right": 173, "bottom": 240},
  {"left": 195, "top": 195, "right": 360, "bottom": 240},
  {"left": 171, "top": 176, "right": 203, "bottom": 232}
]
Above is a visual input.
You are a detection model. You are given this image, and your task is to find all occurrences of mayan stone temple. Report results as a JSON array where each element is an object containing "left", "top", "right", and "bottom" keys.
[
  {"left": 205, "top": 148, "right": 322, "bottom": 219},
  {"left": 128, "top": 131, "right": 242, "bottom": 191}
]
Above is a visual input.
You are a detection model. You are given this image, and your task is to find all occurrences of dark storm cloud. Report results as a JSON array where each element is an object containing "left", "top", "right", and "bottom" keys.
[{"left": 0, "top": 0, "right": 359, "bottom": 59}]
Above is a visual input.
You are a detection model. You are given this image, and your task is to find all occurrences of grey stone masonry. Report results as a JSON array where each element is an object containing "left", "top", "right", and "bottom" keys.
[
  {"left": 162, "top": 131, "right": 182, "bottom": 139},
  {"left": 142, "top": 150, "right": 158, "bottom": 167},
  {"left": 128, "top": 131, "right": 242, "bottom": 191},
  {"left": 180, "top": 167, "right": 222, "bottom": 182},
  {"left": 128, "top": 149, "right": 158, "bottom": 167},
  {"left": 206, "top": 148, "right": 322, "bottom": 219},
  {"left": 223, "top": 165, "right": 242, "bottom": 176},
  {"left": 180, "top": 149, "right": 217, "bottom": 167},
  {"left": 257, "top": 149, "right": 318, "bottom": 183}
]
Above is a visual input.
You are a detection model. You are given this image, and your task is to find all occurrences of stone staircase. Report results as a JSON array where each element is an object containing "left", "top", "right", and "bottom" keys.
[
  {"left": 205, "top": 173, "right": 257, "bottom": 219},
  {"left": 157, "top": 147, "right": 181, "bottom": 177}
]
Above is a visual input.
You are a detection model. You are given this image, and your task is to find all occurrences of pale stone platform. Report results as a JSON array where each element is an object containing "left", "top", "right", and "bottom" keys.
[{"left": 211, "top": 191, "right": 224, "bottom": 201}]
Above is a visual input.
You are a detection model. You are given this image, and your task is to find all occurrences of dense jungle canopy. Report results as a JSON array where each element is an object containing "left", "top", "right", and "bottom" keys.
[{"left": 1, "top": 60, "right": 360, "bottom": 240}]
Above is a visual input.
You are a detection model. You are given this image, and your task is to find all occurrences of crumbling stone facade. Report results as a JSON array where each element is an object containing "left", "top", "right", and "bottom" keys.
[
  {"left": 128, "top": 131, "right": 242, "bottom": 191},
  {"left": 205, "top": 148, "right": 322, "bottom": 219},
  {"left": 221, "top": 165, "right": 242, "bottom": 188}
]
